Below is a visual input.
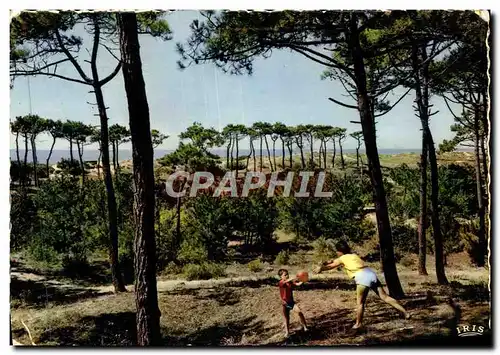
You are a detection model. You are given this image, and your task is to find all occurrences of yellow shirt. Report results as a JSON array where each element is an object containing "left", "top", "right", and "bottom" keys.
[{"left": 335, "top": 254, "right": 366, "bottom": 279}]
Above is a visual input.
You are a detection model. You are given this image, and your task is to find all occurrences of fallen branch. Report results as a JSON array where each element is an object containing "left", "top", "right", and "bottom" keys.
[{"left": 21, "top": 320, "right": 36, "bottom": 346}]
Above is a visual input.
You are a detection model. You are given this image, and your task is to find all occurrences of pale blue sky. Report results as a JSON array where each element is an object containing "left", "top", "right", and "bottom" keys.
[{"left": 9, "top": 10, "right": 456, "bottom": 151}]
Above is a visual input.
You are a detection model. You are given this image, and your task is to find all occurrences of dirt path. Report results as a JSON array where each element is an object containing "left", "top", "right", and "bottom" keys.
[{"left": 11, "top": 267, "right": 341, "bottom": 295}]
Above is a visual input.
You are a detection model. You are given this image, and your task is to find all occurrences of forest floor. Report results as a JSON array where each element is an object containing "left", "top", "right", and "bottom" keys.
[{"left": 11, "top": 246, "right": 490, "bottom": 347}]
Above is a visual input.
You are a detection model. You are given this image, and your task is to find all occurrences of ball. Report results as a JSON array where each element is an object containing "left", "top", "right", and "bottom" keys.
[{"left": 296, "top": 271, "right": 309, "bottom": 282}]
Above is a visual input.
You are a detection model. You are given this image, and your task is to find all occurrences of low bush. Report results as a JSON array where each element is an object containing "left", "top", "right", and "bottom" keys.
[
  {"left": 183, "top": 262, "right": 226, "bottom": 280},
  {"left": 289, "top": 252, "right": 307, "bottom": 266},
  {"left": 248, "top": 259, "right": 263, "bottom": 272},
  {"left": 274, "top": 250, "right": 290, "bottom": 265},
  {"left": 312, "top": 237, "right": 336, "bottom": 263}
]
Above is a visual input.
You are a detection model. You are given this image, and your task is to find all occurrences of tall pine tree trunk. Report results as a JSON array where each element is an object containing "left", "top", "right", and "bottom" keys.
[
  {"left": 235, "top": 135, "right": 239, "bottom": 177},
  {"left": 323, "top": 140, "right": 327, "bottom": 169},
  {"left": 259, "top": 136, "right": 263, "bottom": 172},
  {"left": 69, "top": 139, "right": 74, "bottom": 162},
  {"left": 412, "top": 42, "right": 429, "bottom": 277},
  {"left": 281, "top": 138, "right": 285, "bottom": 168},
  {"left": 15, "top": 133, "right": 21, "bottom": 167},
  {"left": 298, "top": 137, "right": 305, "bottom": 168},
  {"left": 251, "top": 140, "right": 256, "bottom": 171},
  {"left": 30, "top": 136, "right": 38, "bottom": 187},
  {"left": 118, "top": 12, "right": 162, "bottom": 346},
  {"left": 112, "top": 140, "right": 117, "bottom": 172},
  {"left": 339, "top": 138, "right": 345, "bottom": 169},
  {"left": 230, "top": 136, "right": 235, "bottom": 171},
  {"left": 226, "top": 140, "right": 231, "bottom": 170},
  {"left": 47, "top": 136, "right": 56, "bottom": 177},
  {"left": 356, "top": 144, "right": 360, "bottom": 168},
  {"left": 97, "top": 149, "right": 102, "bottom": 178},
  {"left": 412, "top": 43, "right": 447, "bottom": 284},
  {"left": 318, "top": 140, "right": 323, "bottom": 168},
  {"left": 116, "top": 142, "right": 121, "bottom": 172},
  {"left": 90, "top": 17, "right": 126, "bottom": 294},
  {"left": 264, "top": 136, "right": 272, "bottom": 171},
  {"left": 77, "top": 141, "right": 85, "bottom": 184},
  {"left": 23, "top": 134, "right": 29, "bottom": 186},
  {"left": 309, "top": 134, "right": 314, "bottom": 167},
  {"left": 272, "top": 139, "right": 277, "bottom": 171},
  {"left": 427, "top": 129, "right": 448, "bottom": 284},
  {"left": 332, "top": 139, "right": 336, "bottom": 168},
  {"left": 287, "top": 142, "right": 293, "bottom": 167},
  {"left": 349, "top": 13, "right": 404, "bottom": 298},
  {"left": 418, "top": 130, "right": 428, "bottom": 275},
  {"left": 246, "top": 143, "right": 252, "bottom": 171}
]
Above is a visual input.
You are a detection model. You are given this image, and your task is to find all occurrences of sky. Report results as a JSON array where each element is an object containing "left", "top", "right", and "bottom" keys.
[{"left": 9, "top": 10, "right": 458, "bottom": 152}]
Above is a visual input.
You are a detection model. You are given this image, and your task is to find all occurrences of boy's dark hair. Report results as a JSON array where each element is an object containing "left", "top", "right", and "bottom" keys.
[
  {"left": 335, "top": 240, "right": 351, "bottom": 254},
  {"left": 278, "top": 268, "right": 288, "bottom": 277}
]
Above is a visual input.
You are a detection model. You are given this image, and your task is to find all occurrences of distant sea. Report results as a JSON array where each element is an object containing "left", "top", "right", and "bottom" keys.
[{"left": 10, "top": 148, "right": 472, "bottom": 164}]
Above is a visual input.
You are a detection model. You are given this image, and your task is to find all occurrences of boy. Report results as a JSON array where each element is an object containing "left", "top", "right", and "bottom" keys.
[
  {"left": 314, "top": 241, "right": 410, "bottom": 330},
  {"left": 278, "top": 268, "right": 308, "bottom": 338}
]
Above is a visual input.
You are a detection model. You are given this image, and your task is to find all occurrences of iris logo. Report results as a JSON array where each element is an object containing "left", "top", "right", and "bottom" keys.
[{"left": 456, "top": 324, "right": 486, "bottom": 337}]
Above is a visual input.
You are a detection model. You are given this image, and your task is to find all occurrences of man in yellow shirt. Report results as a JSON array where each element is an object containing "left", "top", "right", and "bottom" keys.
[{"left": 315, "top": 240, "right": 410, "bottom": 330}]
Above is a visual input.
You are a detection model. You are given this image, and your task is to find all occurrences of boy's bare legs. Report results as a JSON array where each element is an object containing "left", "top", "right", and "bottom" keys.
[
  {"left": 282, "top": 305, "right": 291, "bottom": 337},
  {"left": 374, "top": 286, "right": 410, "bottom": 319},
  {"left": 353, "top": 285, "right": 370, "bottom": 329},
  {"left": 293, "top": 304, "right": 308, "bottom": 331}
]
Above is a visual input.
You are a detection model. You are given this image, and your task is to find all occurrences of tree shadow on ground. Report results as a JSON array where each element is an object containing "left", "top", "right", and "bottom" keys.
[
  {"left": 266, "top": 290, "right": 474, "bottom": 347},
  {"left": 10, "top": 277, "right": 110, "bottom": 309},
  {"left": 37, "top": 312, "right": 137, "bottom": 346},
  {"left": 11, "top": 258, "right": 112, "bottom": 287},
  {"left": 266, "top": 309, "right": 354, "bottom": 346},
  {"left": 198, "top": 288, "right": 241, "bottom": 306},
  {"left": 165, "top": 316, "right": 265, "bottom": 346},
  {"left": 299, "top": 279, "right": 356, "bottom": 292},
  {"left": 449, "top": 282, "right": 490, "bottom": 302},
  {"left": 37, "top": 312, "right": 266, "bottom": 347}
]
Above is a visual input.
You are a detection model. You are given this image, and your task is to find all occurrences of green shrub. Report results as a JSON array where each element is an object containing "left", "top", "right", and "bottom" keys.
[
  {"left": 391, "top": 221, "right": 418, "bottom": 254},
  {"left": 248, "top": 259, "right": 263, "bottom": 272},
  {"left": 57, "top": 158, "right": 84, "bottom": 176},
  {"left": 10, "top": 190, "right": 37, "bottom": 251},
  {"left": 274, "top": 250, "right": 290, "bottom": 265},
  {"left": 387, "top": 164, "right": 420, "bottom": 219},
  {"left": 185, "top": 195, "right": 232, "bottom": 261},
  {"left": 279, "top": 173, "right": 369, "bottom": 242},
  {"left": 156, "top": 207, "right": 188, "bottom": 269},
  {"left": 458, "top": 218, "right": 487, "bottom": 266},
  {"left": 438, "top": 164, "right": 482, "bottom": 262},
  {"left": 27, "top": 243, "right": 60, "bottom": 265},
  {"left": 312, "top": 237, "right": 336, "bottom": 263},
  {"left": 178, "top": 239, "right": 209, "bottom": 265},
  {"left": 163, "top": 261, "right": 182, "bottom": 276},
  {"left": 292, "top": 161, "right": 303, "bottom": 171},
  {"left": 289, "top": 252, "right": 307, "bottom": 266},
  {"left": 31, "top": 177, "right": 90, "bottom": 264},
  {"left": 183, "top": 262, "right": 226, "bottom": 280}
]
